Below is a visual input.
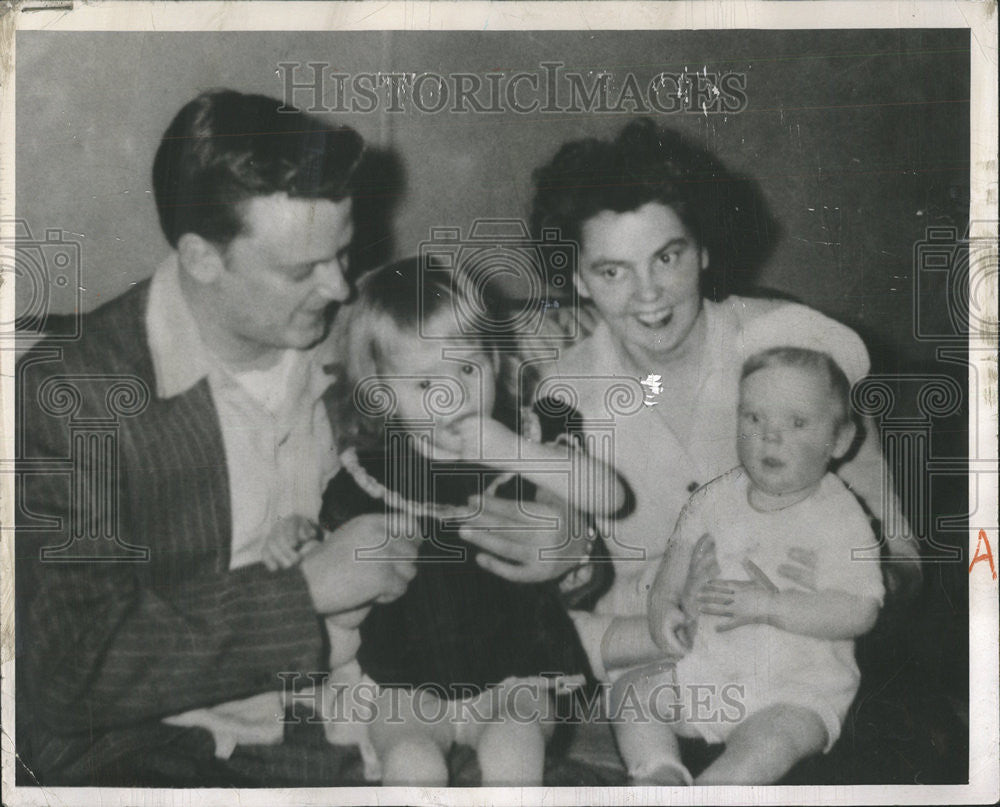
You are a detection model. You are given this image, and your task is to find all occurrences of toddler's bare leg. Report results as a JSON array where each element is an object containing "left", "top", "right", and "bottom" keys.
[
  {"left": 610, "top": 662, "right": 691, "bottom": 784},
  {"left": 694, "top": 703, "right": 827, "bottom": 785},
  {"left": 476, "top": 719, "right": 546, "bottom": 785},
  {"left": 369, "top": 689, "right": 453, "bottom": 786}
]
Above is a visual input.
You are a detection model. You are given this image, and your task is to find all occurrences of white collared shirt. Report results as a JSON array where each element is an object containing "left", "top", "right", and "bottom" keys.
[{"left": 145, "top": 256, "right": 339, "bottom": 569}]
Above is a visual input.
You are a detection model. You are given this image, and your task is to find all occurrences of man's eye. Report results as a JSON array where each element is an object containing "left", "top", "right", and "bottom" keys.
[
  {"left": 417, "top": 380, "right": 431, "bottom": 390},
  {"left": 658, "top": 250, "right": 678, "bottom": 265},
  {"left": 600, "top": 266, "right": 619, "bottom": 279}
]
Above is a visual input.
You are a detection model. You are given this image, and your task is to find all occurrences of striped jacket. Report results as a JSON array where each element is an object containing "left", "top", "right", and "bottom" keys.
[{"left": 16, "top": 281, "right": 326, "bottom": 778}]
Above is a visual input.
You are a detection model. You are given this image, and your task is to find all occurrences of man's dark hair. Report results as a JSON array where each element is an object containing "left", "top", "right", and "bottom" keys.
[{"left": 152, "top": 90, "right": 364, "bottom": 248}]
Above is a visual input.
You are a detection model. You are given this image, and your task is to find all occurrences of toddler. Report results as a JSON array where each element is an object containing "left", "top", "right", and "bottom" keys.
[
  {"left": 264, "top": 256, "right": 624, "bottom": 785},
  {"left": 612, "top": 309, "right": 886, "bottom": 785}
]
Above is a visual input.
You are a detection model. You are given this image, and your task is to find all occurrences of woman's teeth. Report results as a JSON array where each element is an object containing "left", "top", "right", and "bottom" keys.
[{"left": 636, "top": 309, "right": 672, "bottom": 328}]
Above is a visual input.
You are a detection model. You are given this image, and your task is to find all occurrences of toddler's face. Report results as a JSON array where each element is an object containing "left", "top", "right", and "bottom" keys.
[
  {"left": 737, "top": 364, "right": 852, "bottom": 497},
  {"left": 378, "top": 311, "right": 496, "bottom": 456}
]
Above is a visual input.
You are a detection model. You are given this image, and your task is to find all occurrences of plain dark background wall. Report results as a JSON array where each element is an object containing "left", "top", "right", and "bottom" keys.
[{"left": 17, "top": 29, "right": 969, "bottom": 370}]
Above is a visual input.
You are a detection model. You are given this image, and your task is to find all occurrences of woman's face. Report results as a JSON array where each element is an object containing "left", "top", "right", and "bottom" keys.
[{"left": 577, "top": 202, "right": 708, "bottom": 362}]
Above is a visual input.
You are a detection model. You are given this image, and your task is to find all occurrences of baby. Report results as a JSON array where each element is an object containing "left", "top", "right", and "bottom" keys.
[{"left": 613, "top": 309, "right": 886, "bottom": 785}]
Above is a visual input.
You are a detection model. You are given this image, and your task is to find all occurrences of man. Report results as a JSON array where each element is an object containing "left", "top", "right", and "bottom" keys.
[{"left": 15, "top": 90, "right": 585, "bottom": 787}]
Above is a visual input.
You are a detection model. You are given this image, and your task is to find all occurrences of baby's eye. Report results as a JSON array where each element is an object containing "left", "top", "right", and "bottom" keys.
[{"left": 417, "top": 379, "right": 431, "bottom": 390}]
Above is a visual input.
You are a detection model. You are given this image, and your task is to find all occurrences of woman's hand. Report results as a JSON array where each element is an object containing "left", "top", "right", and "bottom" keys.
[
  {"left": 459, "top": 494, "right": 589, "bottom": 583},
  {"left": 454, "top": 415, "right": 521, "bottom": 463}
]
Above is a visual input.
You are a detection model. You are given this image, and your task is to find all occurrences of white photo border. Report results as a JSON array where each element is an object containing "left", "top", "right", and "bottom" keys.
[{"left": 1, "top": 2, "right": 996, "bottom": 806}]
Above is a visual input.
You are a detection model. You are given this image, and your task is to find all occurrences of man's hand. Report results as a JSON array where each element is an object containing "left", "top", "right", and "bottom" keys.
[
  {"left": 458, "top": 494, "right": 587, "bottom": 583},
  {"left": 299, "top": 514, "right": 418, "bottom": 615}
]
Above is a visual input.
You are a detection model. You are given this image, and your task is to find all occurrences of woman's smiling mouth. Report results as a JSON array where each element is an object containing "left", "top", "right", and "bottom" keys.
[{"left": 635, "top": 308, "right": 673, "bottom": 329}]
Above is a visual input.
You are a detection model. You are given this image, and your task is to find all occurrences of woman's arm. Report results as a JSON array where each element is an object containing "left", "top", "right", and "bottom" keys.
[{"left": 460, "top": 415, "right": 626, "bottom": 515}]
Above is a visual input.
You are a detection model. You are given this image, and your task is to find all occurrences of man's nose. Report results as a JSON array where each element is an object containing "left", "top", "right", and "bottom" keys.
[{"left": 315, "top": 259, "right": 350, "bottom": 302}]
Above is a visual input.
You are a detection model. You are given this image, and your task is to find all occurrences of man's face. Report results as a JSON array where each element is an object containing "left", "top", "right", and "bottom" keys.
[
  {"left": 737, "top": 364, "right": 852, "bottom": 496},
  {"left": 213, "top": 193, "right": 354, "bottom": 355},
  {"left": 577, "top": 202, "right": 708, "bottom": 364}
]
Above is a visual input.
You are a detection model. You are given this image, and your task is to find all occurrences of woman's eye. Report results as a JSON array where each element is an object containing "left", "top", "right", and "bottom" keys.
[
  {"left": 460, "top": 364, "right": 476, "bottom": 375},
  {"left": 417, "top": 380, "right": 431, "bottom": 390}
]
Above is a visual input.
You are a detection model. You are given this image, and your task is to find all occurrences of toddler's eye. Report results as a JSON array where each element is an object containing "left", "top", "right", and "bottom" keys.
[{"left": 417, "top": 379, "right": 431, "bottom": 390}]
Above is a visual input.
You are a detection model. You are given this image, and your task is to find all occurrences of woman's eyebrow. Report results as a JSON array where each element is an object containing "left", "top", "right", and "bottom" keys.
[{"left": 656, "top": 237, "right": 689, "bottom": 252}]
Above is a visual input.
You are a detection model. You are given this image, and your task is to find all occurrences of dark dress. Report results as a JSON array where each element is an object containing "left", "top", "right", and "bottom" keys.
[{"left": 319, "top": 401, "right": 591, "bottom": 696}]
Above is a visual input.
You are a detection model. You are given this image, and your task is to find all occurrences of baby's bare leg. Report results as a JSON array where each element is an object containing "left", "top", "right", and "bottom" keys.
[
  {"left": 610, "top": 662, "right": 691, "bottom": 784},
  {"left": 694, "top": 703, "right": 827, "bottom": 785}
]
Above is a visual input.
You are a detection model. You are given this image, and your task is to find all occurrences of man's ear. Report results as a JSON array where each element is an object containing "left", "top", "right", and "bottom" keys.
[
  {"left": 574, "top": 270, "right": 592, "bottom": 299},
  {"left": 833, "top": 419, "right": 857, "bottom": 460},
  {"left": 177, "top": 233, "right": 225, "bottom": 284}
]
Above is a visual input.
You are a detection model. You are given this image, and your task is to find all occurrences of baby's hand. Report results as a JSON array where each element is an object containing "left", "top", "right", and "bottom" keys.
[
  {"left": 262, "top": 514, "right": 321, "bottom": 572},
  {"left": 648, "top": 597, "right": 694, "bottom": 657},
  {"left": 680, "top": 534, "right": 721, "bottom": 620},
  {"left": 697, "top": 561, "right": 780, "bottom": 632}
]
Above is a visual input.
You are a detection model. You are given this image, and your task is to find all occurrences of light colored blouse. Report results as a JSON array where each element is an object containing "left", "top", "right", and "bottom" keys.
[{"left": 538, "top": 296, "right": 897, "bottom": 680}]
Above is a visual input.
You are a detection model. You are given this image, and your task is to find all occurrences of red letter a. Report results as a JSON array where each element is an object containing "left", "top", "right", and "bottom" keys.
[{"left": 968, "top": 529, "right": 997, "bottom": 580}]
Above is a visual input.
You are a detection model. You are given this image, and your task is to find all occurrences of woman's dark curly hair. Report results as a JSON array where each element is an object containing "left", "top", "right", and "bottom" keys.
[{"left": 530, "top": 118, "right": 777, "bottom": 300}]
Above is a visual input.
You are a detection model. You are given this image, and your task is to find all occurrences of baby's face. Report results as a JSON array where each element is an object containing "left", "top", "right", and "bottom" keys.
[
  {"left": 737, "top": 364, "right": 851, "bottom": 497},
  {"left": 379, "top": 311, "right": 496, "bottom": 456}
]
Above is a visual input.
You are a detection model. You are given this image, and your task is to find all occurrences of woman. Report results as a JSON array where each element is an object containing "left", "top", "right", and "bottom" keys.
[{"left": 525, "top": 119, "right": 921, "bottom": 782}]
